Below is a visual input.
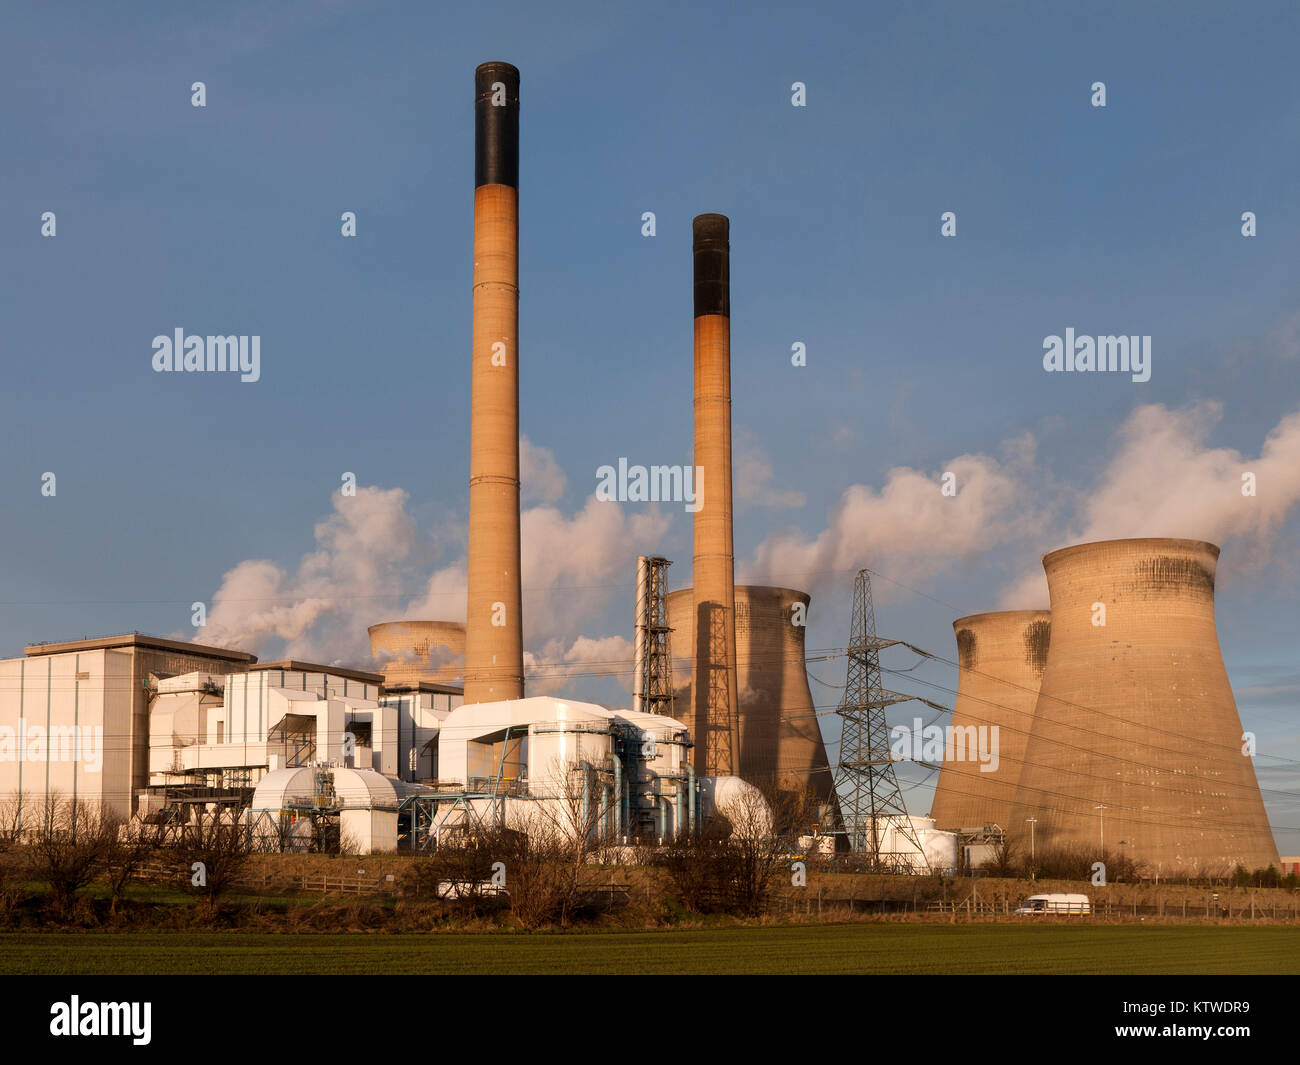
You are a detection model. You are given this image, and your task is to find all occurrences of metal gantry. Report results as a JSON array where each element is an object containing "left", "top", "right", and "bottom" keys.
[
  {"left": 639, "top": 556, "right": 677, "bottom": 717},
  {"left": 833, "top": 568, "right": 930, "bottom": 872},
  {"left": 701, "top": 602, "right": 736, "bottom": 775}
]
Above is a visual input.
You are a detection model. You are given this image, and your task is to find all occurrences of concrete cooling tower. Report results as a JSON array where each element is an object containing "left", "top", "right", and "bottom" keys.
[
  {"left": 368, "top": 621, "right": 465, "bottom": 688},
  {"left": 668, "top": 585, "right": 831, "bottom": 798},
  {"left": 928, "top": 611, "right": 1050, "bottom": 832},
  {"left": 464, "top": 61, "right": 524, "bottom": 705},
  {"left": 1010, "top": 538, "right": 1278, "bottom": 872}
]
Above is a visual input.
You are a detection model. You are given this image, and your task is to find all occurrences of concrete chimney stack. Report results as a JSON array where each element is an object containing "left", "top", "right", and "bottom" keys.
[
  {"left": 689, "top": 214, "right": 740, "bottom": 776},
  {"left": 464, "top": 62, "right": 523, "bottom": 705}
]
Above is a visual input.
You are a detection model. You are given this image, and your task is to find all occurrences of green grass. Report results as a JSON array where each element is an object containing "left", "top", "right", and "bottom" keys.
[{"left": 2, "top": 924, "right": 1296, "bottom": 974}]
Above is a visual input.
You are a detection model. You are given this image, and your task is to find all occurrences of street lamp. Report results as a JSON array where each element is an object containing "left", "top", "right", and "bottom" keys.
[
  {"left": 1095, "top": 804, "right": 1108, "bottom": 851},
  {"left": 1025, "top": 817, "right": 1038, "bottom": 880}
]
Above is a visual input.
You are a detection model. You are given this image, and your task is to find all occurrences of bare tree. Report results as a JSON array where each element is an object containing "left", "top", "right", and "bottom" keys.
[
  {"left": 713, "top": 780, "right": 799, "bottom": 916},
  {"left": 502, "top": 756, "right": 617, "bottom": 927},
  {"left": 657, "top": 779, "right": 805, "bottom": 917},
  {"left": 0, "top": 791, "right": 29, "bottom": 846},
  {"left": 659, "top": 823, "right": 732, "bottom": 914},
  {"left": 987, "top": 835, "right": 1018, "bottom": 879},
  {"left": 100, "top": 810, "right": 160, "bottom": 917},
  {"left": 0, "top": 792, "right": 29, "bottom": 919},
  {"left": 406, "top": 829, "right": 507, "bottom": 917},
  {"left": 174, "top": 809, "right": 250, "bottom": 914},
  {"left": 490, "top": 827, "right": 570, "bottom": 929},
  {"left": 31, "top": 794, "right": 111, "bottom": 920}
]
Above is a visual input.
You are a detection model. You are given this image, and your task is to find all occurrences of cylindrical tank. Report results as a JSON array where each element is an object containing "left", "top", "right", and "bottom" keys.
[
  {"left": 1010, "top": 538, "right": 1279, "bottom": 872},
  {"left": 668, "top": 585, "right": 831, "bottom": 798},
  {"left": 689, "top": 213, "right": 740, "bottom": 778},
  {"left": 368, "top": 621, "right": 465, "bottom": 687},
  {"left": 464, "top": 61, "right": 524, "bottom": 704},
  {"left": 929, "top": 611, "right": 1050, "bottom": 832}
]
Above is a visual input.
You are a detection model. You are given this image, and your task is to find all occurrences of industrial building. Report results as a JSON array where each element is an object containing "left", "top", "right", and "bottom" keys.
[
  {"left": 1009, "top": 538, "right": 1279, "bottom": 872},
  {"left": 0, "top": 634, "right": 256, "bottom": 818},
  {"left": 0, "top": 632, "right": 471, "bottom": 846},
  {"left": 0, "top": 626, "right": 706, "bottom": 853},
  {"left": 929, "top": 611, "right": 1050, "bottom": 834},
  {"left": 428, "top": 696, "right": 695, "bottom": 843}
]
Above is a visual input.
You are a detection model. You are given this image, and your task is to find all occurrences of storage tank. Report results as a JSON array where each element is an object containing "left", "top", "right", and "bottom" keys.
[
  {"left": 1010, "top": 538, "right": 1279, "bottom": 872},
  {"left": 929, "top": 611, "right": 1050, "bottom": 832},
  {"left": 668, "top": 585, "right": 831, "bottom": 799},
  {"left": 368, "top": 620, "right": 465, "bottom": 687}
]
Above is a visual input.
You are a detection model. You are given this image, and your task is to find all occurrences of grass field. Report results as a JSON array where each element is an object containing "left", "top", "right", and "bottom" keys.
[{"left": 2, "top": 924, "right": 1296, "bottom": 974}]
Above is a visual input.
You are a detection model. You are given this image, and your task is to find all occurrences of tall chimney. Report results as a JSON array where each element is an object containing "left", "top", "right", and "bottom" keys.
[
  {"left": 464, "top": 62, "right": 523, "bottom": 705},
  {"left": 690, "top": 213, "right": 740, "bottom": 776}
]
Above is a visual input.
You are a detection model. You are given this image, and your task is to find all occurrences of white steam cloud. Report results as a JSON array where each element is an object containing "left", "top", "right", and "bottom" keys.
[
  {"left": 201, "top": 485, "right": 420, "bottom": 664},
  {"left": 740, "top": 441, "right": 1043, "bottom": 595},
  {"left": 999, "top": 401, "right": 1300, "bottom": 606},
  {"left": 198, "top": 440, "right": 667, "bottom": 687},
  {"left": 525, "top": 634, "right": 636, "bottom": 697},
  {"left": 521, "top": 434, "right": 568, "bottom": 505}
]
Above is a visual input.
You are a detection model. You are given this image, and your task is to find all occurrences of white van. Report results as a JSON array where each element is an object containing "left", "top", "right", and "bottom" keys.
[{"left": 1015, "top": 893, "right": 1091, "bottom": 915}]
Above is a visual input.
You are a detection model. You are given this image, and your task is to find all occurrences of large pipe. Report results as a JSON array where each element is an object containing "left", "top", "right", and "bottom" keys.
[
  {"left": 689, "top": 213, "right": 740, "bottom": 778},
  {"left": 464, "top": 62, "right": 524, "bottom": 705},
  {"left": 610, "top": 753, "right": 623, "bottom": 838},
  {"left": 686, "top": 762, "right": 695, "bottom": 836}
]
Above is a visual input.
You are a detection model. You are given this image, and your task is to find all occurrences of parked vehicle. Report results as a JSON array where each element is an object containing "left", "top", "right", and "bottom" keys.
[{"left": 1015, "top": 892, "right": 1091, "bottom": 915}]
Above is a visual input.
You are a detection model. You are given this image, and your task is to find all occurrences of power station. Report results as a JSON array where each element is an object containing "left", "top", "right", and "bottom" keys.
[{"left": 0, "top": 61, "right": 1282, "bottom": 876}]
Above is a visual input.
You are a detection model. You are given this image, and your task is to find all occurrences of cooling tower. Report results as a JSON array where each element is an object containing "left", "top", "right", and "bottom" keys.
[
  {"left": 689, "top": 213, "right": 740, "bottom": 778},
  {"left": 928, "top": 611, "right": 1050, "bottom": 832},
  {"left": 1010, "top": 538, "right": 1279, "bottom": 872},
  {"left": 368, "top": 621, "right": 466, "bottom": 688},
  {"left": 669, "top": 585, "right": 831, "bottom": 797},
  {"left": 464, "top": 61, "right": 524, "bottom": 705}
]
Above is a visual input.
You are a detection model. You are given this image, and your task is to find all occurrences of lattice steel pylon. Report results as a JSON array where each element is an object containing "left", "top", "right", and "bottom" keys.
[{"left": 833, "top": 569, "right": 929, "bottom": 872}]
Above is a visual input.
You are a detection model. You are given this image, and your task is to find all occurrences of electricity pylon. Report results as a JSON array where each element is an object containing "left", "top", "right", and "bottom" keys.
[{"left": 833, "top": 569, "right": 930, "bottom": 872}]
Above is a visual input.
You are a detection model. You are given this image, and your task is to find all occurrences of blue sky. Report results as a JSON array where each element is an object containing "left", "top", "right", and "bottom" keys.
[{"left": 3, "top": 0, "right": 1299, "bottom": 851}]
